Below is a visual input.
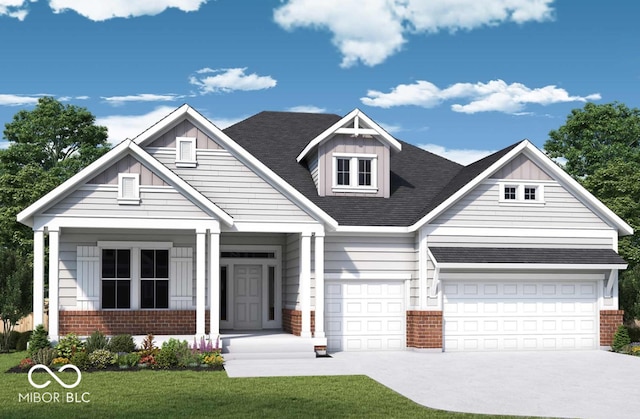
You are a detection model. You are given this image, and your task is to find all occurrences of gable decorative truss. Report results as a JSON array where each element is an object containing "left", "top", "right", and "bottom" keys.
[
  {"left": 132, "top": 104, "right": 338, "bottom": 230},
  {"left": 409, "top": 140, "right": 633, "bottom": 236},
  {"left": 17, "top": 139, "right": 234, "bottom": 228},
  {"left": 296, "top": 108, "right": 402, "bottom": 163}
]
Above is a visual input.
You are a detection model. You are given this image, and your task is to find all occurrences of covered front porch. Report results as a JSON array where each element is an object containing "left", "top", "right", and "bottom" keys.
[{"left": 30, "top": 217, "right": 328, "bottom": 350}]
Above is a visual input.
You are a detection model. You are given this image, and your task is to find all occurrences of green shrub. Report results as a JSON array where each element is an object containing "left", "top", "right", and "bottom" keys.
[
  {"left": 117, "top": 352, "right": 140, "bottom": 368},
  {"left": 6, "top": 330, "right": 20, "bottom": 350},
  {"left": 56, "top": 333, "right": 84, "bottom": 358},
  {"left": 627, "top": 326, "right": 640, "bottom": 343},
  {"left": 88, "top": 349, "right": 116, "bottom": 369},
  {"left": 612, "top": 325, "right": 631, "bottom": 352},
  {"left": 28, "top": 325, "right": 50, "bottom": 357},
  {"left": 33, "top": 347, "right": 57, "bottom": 366},
  {"left": 155, "top": 338, "right": 189, "bottom": 368},
  {"left": 108, "top": 334, "right": 136, "bottom": 353},
  {"left": 16, "top": 331, "right": 31, "bottom": 351},
  {"left": 70, "top": 350, "right": 90, "bottom": 370},
  {"left": 85, "top": 330, "right": 109, "bottom": 353}
]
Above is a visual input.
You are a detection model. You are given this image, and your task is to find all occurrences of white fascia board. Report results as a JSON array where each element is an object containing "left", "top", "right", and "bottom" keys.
[
  {"left": 17, "top": 139, "right": 132, "bottom": 227},
  {"left": 426, "top": 225, "right": 619, "bottom": 238},
  {"left": 127, "top": 141, "right": 233, "bottom": 226},
  {"left": 132, "top": 104, "right": 190, "bottom": 146},
  {"left": 34, "top": 215, "right": 221, "bottom": 233},
  {"left": 408, "top": 141, "right": 529, "bottom": 232},
  {"left": 296, "top": 108, "right": 402, "bottom": 163},
  {"left": 522, "top": 143, "right": 634, "bottom": 236},
  {"left": 224, "top": 221, "right": 324, "bottom": 235},
  {"left": 181, "top": 106, "right": 339, "bottom": 230},
  {"left": 333, "top": 225, "right": 410, "bottom": 234},
  {"left": 436, "top": 262, "right": 628, "bottom": 271}
]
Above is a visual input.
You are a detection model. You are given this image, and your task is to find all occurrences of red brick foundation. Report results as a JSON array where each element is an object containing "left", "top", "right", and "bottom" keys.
[
  {"left": 600, "top": 310, "right": 624, "bottom": 347},
  {"left": 406, "top": 310, "right": 442, "bottom": 349},
  {"left": 59, "top": 310, "right": 210, "bottom": 336},
  {"left": 282, "top": 309, "right": 315, "bottom": 336}
]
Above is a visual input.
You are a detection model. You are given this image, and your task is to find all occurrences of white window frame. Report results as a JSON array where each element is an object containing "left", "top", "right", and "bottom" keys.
[
  {"left": 176, "top": 137, "right": 197, "bottom": 168},
  {"left": 118, "top": 173, "right": 140, "bottom": 205},
  {"left": 331, "top": 153, "right": 378, "bottom": 193},
  {"left": 97, "top": 241, "right": 173, "bottom": 310},
  {"left": 499, "top": 182, "right": 545, "bottom": 204}
]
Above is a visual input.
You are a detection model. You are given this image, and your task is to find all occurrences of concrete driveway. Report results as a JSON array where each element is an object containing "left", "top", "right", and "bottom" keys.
[{"left": 225, "top": 350, "right": 640, "bottom": 419}]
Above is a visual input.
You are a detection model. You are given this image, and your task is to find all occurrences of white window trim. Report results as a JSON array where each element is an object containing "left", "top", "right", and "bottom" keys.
[
  {"left": 499, "top": 182, "right": 545, "bottom": 205},
  {"left": 117, "top": 173, "right": 140, "bottom": 205},
  {"left": 176, "top": 137, "right": 197, "bottom": 168},
  {"left": 331, "top": 153, "right": 378, "bottom": 193},
  {"left": 98, "top": 241, "right": 173, "bottom": 310}
]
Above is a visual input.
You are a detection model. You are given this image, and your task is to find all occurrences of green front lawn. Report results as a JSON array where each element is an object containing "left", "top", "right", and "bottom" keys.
[{"left": 0, "top": 352, "right": 512, "bottom": 418}]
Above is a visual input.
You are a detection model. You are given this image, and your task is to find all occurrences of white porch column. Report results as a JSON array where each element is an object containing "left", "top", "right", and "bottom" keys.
[
  {"left": 48, "top": 229, "right": 60, "bottom": 341},
  {"left": 418, "top": 227, "right": 428, "bottom": 309},
  {"left": 314, "top": 232, "right": 325, "bottom": 338},
  {"left": 33, "top": 229, "right": 45, "bottom": 329},
  {"left": 300, "top": 232, "right": 312, "bottom": 338},
  {"left": 209, "top": 228, "right": 220, "bottom": 337},
  {"left": 196, "top": 230, "right": 206, "bottom": 337}
]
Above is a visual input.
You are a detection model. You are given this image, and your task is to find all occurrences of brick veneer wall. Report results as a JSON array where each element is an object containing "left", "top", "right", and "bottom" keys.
[
  {"left": 600, "top": 310, "right": 624, "bottom": 347},
  {"left": 406, "top": 310, "right": 442, "bottom": 349},
  {"left": 59, "top": 310, "right": 210, "bottom": 336},
  {"left": 282, "top": 309, "right": 315, "bottom": 336}
]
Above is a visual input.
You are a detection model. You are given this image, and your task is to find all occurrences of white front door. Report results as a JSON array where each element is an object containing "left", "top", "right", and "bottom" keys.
[{"left": 234, "top": 264, "right": 262, "bottom": 330}]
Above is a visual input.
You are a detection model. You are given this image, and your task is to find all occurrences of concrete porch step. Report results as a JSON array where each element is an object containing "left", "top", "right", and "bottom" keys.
[{"left": 220, "top": 331, "right": 318, "bottom": 361}]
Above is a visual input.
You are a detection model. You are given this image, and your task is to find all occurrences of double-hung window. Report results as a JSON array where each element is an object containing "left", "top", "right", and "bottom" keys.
[
  {"left": 140, "top": 249, "right": 169, "bottom": 309},
  {"left": 333, "top": 154, "right": 377, "bottom": 192},
  {"left": 102, "top": 249, "right": 131, "bottom": 309}
]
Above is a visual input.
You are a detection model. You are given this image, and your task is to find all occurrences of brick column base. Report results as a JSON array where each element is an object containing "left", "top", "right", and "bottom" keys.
[
  {"left": 600, "top": 310, "right": 624, "bottom": 347},
  {"left": 282, "top": 309, "right": 315, "bottom": 336},
  {"left": 406, "top": 310, "right": 442, "bottom": 349}
]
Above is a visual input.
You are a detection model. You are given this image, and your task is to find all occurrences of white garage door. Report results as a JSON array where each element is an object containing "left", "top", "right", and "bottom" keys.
[
  {"left": 443, "top": 280, "right": 598, "bottom": 351},
  {"left": 325, "top": 281, "right": 405, "bottom": 352}
]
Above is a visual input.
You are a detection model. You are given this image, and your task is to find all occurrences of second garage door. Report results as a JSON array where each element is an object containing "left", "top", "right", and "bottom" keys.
[
  {"left": 443, "top": 280, "right": 598, "bottom": 351},
  {"left": 325, "top": 280, "right": 405, "bottom": 352}
]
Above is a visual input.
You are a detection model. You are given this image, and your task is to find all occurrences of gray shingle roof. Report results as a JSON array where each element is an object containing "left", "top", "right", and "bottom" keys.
[
  {"left": 430, "top": 247, "right": 627, "bottom": 265},
  {"left": 223, "top": 111, "right": 522, "bottom": 227}
]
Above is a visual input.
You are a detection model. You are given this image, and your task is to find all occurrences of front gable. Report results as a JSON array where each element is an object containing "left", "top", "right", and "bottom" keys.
[{"left": 296, "top": 109, "right": 401, "bottom": 198}]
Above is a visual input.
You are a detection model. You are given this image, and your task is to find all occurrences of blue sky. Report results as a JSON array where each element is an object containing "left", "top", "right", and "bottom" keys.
[{"left": 0, "top": 0, "right": 638, "bottom": 164}]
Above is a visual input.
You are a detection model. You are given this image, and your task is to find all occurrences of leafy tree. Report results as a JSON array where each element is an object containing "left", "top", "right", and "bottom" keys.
[
  {"left": 544, "top": 102, "right": 640, "bottom": 320},
  {"left": 0, "top": 97, "right": 110, "bottom": 251},
  {"left": 545, "top": 102, "right": 640, "bottom": 179},
  {"left": 0, "top": 247, "right": 32, "bottom": 352}
]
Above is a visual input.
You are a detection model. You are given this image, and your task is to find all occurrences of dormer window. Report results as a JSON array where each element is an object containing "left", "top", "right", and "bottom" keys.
[
  {"left": 332, "top": 153, "right": 377, "bottom": 193},
  {"left": 500, "top": 183, "right": 544, "bottom": 204},
  {"left": 118, "top": 173, "right": 140, "bottom": 205},
  {"left": 176, "top": 137, "right": 197, "bottom": 168}
]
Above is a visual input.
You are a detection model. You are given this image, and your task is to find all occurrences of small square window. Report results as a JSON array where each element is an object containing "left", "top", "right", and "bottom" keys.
[
  {"left": 524, "top": 186, "right": 537, "bottom": 200},
  {"left": 504, "top": 186, "right": 517, "bottom": 200},
  {"left": 176, "top": 137, "right": 197, "bottom": 167},
  {"left": 118, "top": 174, "right": 140, "bottom": 205}
]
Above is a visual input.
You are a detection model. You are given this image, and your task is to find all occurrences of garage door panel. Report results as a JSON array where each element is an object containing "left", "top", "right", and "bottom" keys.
[
  {"left": 326, "top": 281, "right": 405, "bottom": 352},
  {"left": 444, "top": 280, "right": 598, "bottom": 352}
]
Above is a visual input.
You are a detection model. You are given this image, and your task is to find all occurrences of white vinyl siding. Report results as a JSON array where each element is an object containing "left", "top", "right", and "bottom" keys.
[
  {"left": 433, "top": 181, "right": 613, "bottom": 229},
  {"left": 45, "top": 186, "right": 211, "bottom": 219},
  {"left": 151, "top": 149, "right": 314, "bottom": 222},
  {"left": 284, "top": 233, "right": 300, "bottom": 309},
  {"left": 427, "top": 234, "right": 615, "bottom": 249}
]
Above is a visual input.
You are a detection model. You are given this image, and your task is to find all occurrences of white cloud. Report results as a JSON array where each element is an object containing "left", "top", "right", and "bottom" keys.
[
  {"left": 0, "top": 0, "right": 31, "bottom": 20},
  {"left": 58, "top": 95, "right": 90, "bottom": 102},
  {"left": 101, "top": 93, "right": 182, "bottom": 106},
  {"left": 0, "top": 94, "right": 42, "bottom": 106},
  {"left": 419, "top": 143, "right": 495, "bottom": 165},
  {"left": 287, "top": 105, "right": 327, "bottom": 113},
  {"left": 97, "top": 106, "right": 177, "bottom": 143},
  {"left": 97, "top": 106, "right": 244, "bottom": 143},
  {"left": 48, "top": 0, "right": 207, "bottom": 21},
  {"left": 189, "top": 68, "right": 277, "bottom": 94},
  {"left": 274, "top": 0, "right": 555, "bottom": 67},
  {"left": 362, "top": 79, "right": 600, "bottom": 114}
]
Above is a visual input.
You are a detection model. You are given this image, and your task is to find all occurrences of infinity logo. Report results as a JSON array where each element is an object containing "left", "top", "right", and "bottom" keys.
[{"left": 28, "top": 364, "right": 82, "bottom": 389}]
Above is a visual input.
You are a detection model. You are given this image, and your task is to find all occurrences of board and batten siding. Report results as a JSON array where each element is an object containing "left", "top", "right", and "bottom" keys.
[
  {"left": 150, "top": 150, "right": 314, "bottom": 222},
  {"left": 58, "top": 229, "right": 196, "bottom": 310},
  {"left": 433, "top": 181, "right": 613, "bottom": 230},
  {"left": 317, "top": 134, "right": 390, "bottom": 197},
  {"left": 45, "top": 186, "right": 211, "bottom": 219},
  {"left": 147, "top": 119, "right": 223, "bottom": 150}
]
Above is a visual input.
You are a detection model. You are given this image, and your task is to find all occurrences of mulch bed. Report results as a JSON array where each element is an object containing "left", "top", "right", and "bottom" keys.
[{"left": 6, "top": 364, "right": 224, "bottom": 373}]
